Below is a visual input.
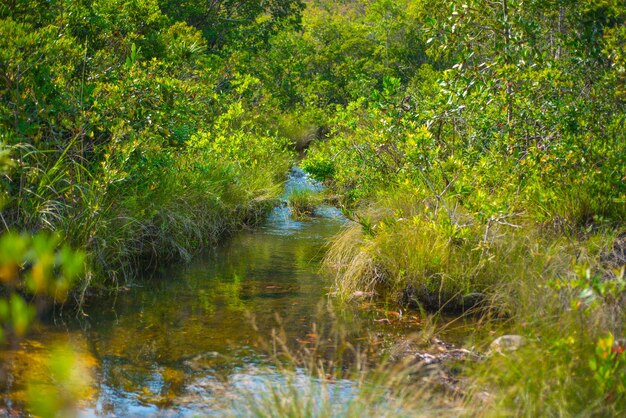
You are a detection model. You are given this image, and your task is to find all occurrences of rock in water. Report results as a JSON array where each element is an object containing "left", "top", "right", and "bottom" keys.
[{"left": 489, "top": 335, "right": 525, "bottom": 355}]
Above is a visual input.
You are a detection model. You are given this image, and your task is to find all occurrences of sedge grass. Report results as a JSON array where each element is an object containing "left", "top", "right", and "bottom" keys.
[
  {"left": 3, "top": 131, "right": 293, "bottom": 295},
  {"left": 287, "top": 189, "right": 324, "bottom": 219}
]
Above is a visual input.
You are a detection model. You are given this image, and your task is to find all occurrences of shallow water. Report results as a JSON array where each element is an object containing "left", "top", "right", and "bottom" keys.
[{"left": 0, "top": 168, "right": 469, "bottom": 416}]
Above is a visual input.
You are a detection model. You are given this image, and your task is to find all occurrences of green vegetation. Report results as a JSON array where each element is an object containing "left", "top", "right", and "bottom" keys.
[
  {"left": 287, "top": 189, "right": 324, "bottom": 218},
  {"left": 1, "top": 0, "right": 626, "bottom": 415},
  {"left": 295, "top": 1, "right": 626, "bottom": 415},
  {"left": 0, "top": 1, "right": 296, "bottom": 292}
]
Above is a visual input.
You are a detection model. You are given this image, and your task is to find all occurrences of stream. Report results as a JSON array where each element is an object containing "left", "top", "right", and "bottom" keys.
[{"left": 0, "top": 168, "right": 468, "bottom": 416}]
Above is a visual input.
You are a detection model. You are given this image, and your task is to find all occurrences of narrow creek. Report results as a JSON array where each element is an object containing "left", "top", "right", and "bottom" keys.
[{"left": 0, "top": 168, "right": 471, "bottom": 416}]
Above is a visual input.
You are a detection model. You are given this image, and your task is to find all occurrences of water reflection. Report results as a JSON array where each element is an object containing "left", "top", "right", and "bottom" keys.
[{"left": 0, "top": 169, "right": 369, "bottom": 415}]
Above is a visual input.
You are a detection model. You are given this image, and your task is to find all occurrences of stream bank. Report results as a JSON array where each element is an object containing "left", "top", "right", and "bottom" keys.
[{"left": 0, "top": 168, "right": 477, "bottom": 416}]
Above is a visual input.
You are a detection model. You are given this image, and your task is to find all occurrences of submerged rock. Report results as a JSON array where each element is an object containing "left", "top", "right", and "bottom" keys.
[
  {"left": 387, "top": 336, "right": 478, "bottom": 366},
  {"left": 350, "top": 290, "right": 376, "bottom": 300},
  {"left": 385, "top": 336, "right": 482, "bottom": 398},
  {"left": 489, "top": 335, "right": 525, "bottom": 355}
]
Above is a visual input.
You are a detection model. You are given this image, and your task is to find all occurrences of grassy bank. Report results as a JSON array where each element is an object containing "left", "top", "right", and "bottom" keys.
[{"left": 4, "top": 116, "right": 293, "bottom": 294}]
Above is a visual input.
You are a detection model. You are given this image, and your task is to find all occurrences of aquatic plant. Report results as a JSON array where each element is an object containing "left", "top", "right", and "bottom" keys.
[{"left": 287, "top": 189, "right": 324, "bottom": 219}]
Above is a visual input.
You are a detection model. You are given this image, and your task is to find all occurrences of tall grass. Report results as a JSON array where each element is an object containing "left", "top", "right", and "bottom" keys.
[
  {"left": 287, "top": 189, "right": 324, "bottom": 218},
  {"left": 225, "top": 313, "right": 465, "bottom": 418},
  {"left": 463, "top": 232, "right": 626, "bottom": 416},
  {"left": 327, "top": 190, "right": 540, "bottom": 310},
  {"left": 227, "top": 366, "right": 461, "bottom": 418},
  {"left": 324, "top": 174, "right": 625, "bottom": 300}
]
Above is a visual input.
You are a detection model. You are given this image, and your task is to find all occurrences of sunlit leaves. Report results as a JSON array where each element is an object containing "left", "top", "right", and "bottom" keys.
[
  {"left": 589, "top": 333, "right": 626, "bottom": 401},
  {"left": 0, "top": 232, "right": 85, "bottom": 343},
  {"left": 0, "top": 294, "right": 34, "bottom": 339},
  {"left": 25, "top": 344, "right": 95, "bottom": 418}
]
